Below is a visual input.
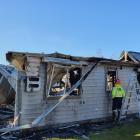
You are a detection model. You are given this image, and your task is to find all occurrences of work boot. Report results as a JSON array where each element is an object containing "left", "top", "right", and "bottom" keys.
[{"left": 112, "top": 110, "right": 118, "bottom": 122}]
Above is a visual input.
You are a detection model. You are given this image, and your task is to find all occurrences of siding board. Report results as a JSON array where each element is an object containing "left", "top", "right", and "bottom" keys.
[{"left": 20, "top": 63, "right": 139, "bottom": 126}]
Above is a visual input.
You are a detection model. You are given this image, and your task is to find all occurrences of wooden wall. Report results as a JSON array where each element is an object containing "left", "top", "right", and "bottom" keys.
[
  {"left": 19, "top": 64, "right": 45, "bottom": 125},
  {"left": 44, "top": 64, "right": 111, "bottom": 125},
  {"left": 44, "top": 64, "right": 139, "bottom": 125},
  {"left": 19, "top": 63, "right": 139, "bottom": 126},
  {"left": 118, "top": 67, "right": 139, "bottom": 114}
]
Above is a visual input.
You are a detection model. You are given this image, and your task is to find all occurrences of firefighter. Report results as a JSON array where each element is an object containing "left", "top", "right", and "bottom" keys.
[{"left": 112, "top": 79, "right": 125, "bottom": 121}]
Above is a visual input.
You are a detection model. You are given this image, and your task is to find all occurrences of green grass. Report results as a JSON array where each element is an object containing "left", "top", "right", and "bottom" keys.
[
  {"left": 90, "top": 120, "right": 140, "bottom": 140},
  {"left": 43, "top": 120, "right": 140, "bottom": 140}
]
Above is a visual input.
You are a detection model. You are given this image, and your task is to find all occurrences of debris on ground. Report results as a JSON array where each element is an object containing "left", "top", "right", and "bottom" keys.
[
  {"left": 0, "top": 117, "right": 138, "bottom": 140},
  {"left": 0, "top": 105, "right": 14, "bottom": 127}
]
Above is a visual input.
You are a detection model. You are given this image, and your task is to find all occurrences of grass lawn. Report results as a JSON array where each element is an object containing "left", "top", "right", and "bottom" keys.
[
  {"left": 90, "top": 120, "right": 140, "bottom": 140},
  {"left": 47, "top": 120, "right": 140, "bottom": 140}
]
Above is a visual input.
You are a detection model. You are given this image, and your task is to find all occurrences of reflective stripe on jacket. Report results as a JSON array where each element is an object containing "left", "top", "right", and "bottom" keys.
[{"left": 112, "top": 85, "right": 125, "bottom": 99}]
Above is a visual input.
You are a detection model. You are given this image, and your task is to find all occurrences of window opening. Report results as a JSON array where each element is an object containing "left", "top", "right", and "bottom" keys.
[
  {"left": 106, "top": 70, "right": 116, "bottom": 91},
  {"left": 47, "top": 64, "right": 81, "bottom": 97},
  {"left": 26, "top": 76, "right": 41, "bottom": 92}
]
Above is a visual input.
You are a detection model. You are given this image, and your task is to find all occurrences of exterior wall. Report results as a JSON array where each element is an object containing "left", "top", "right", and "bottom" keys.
[
  {"left": 44, "top": 64, "right": 139, "bottom": 126},
  {"left": 118, "top": 67, "right": 139, "bottom": 114},
  {"left": 18, "top": 63, "right": 139, "bottom": 126},
  {"left": 44, "top": 64, "right": 111, "bottom": 125},
  {"left": 18, "top": 64, "right": 46, "bottom": 125}
]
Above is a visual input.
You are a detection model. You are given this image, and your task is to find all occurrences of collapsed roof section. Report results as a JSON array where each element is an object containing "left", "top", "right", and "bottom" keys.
[
  {"left": 0, "top": 64, "right": 17, "bottom": 90},
  {"left": 0, "top": 65, "right": 16, "bottom": 104}
]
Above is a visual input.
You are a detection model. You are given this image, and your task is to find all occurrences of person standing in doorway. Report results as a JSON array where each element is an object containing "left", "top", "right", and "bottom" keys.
[{"left": 112, "top": 79, "right": 125, "bottom": 122}]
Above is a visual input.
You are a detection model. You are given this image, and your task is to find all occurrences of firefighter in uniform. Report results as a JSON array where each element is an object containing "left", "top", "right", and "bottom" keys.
[{"left": 112, "top": 79, "right": 125, "bottom": 121}]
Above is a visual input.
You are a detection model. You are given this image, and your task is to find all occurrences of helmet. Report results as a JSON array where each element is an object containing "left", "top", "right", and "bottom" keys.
[{"left": 115, "top": 79, "right": 121, "bottom": 84}]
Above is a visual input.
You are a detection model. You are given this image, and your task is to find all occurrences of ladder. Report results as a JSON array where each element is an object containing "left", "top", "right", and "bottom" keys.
[{"left": 119, "top": 75, "right": 140, "bottom": 121}]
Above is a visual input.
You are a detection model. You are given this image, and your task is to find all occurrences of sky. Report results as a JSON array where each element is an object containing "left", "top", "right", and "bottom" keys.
[{"left": 0, "top": 0, "right": 140, "bottom": 64}]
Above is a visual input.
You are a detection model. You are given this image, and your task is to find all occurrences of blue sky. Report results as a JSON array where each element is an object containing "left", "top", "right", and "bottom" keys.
[{"left": 0, "top": 0, "right": 140, "bottom": 64}]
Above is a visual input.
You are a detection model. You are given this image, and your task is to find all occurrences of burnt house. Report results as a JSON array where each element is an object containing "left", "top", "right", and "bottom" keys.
[{"left": 0, "top": 51, "right": 140, "bottom": 131}]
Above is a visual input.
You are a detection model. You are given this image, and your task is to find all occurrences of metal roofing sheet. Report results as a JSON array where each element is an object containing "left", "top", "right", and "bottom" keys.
[{"left": 128, "top": 51, "right": 140, "bottom": 62}]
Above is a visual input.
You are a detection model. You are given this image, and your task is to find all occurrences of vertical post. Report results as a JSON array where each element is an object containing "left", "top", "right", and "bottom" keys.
[
  {"left": 124, "top": 51, "right": 127, "bottom": 62},
  {"left": 14, "top": 71, "right": 21, "bottom": 126},
  {"left": 43, "top": 64, "right": 47, "bottom": 100},
  {"left": 63, "top": 68, "right": 69, "bottom": 95},
  {"left": 47, "top": 65, "right": 55, "bottom": 96}
]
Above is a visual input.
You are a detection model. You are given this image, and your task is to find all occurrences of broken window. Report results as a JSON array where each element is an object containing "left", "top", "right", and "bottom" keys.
[
  {"left": 26, "top": 76, "right": 41, "bottom": 92},
  {"left": 47, "top": 64, "right": 81, "bottom": 97},
  {"left": 106, "top": 70, "right": 117, "bottom": 91}
]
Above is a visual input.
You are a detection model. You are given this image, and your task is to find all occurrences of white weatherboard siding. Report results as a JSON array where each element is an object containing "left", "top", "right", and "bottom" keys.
[
  {"left": 19, "top": 64, "right": 45, "bottom": 125},
  {"left": 44, "top": 65, "right": 138, "bottom": 126},
  {"left": 44, "top": 64, "right": 111, "bottom": 125},
  {"left": 19, "top": 63, "right": 139, "bottom": 126},
  {"left": 118, "top": 67, "right": 139, "bottom": 114}
]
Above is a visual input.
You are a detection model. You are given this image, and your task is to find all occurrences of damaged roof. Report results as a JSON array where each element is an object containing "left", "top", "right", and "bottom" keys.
[
  {"left": 127, "top": 51, "right": 140, "bottom": 63},
  {"left": 120, "top": 51, "right": 140, "bottom": 63},
  {"left": 6, "top": 51, "right": 138, "bottom": 71},
  {"left": 6, "top": 51, "right": 117, "bottom": 62}
]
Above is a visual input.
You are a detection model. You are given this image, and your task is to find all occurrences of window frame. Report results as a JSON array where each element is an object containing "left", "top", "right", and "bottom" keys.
[
  {"left": 105, "top": 67, "right": 118, "bottom": 92},
  {"left": 46, "top": 63, "right": 82, "bottom": 98}
]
